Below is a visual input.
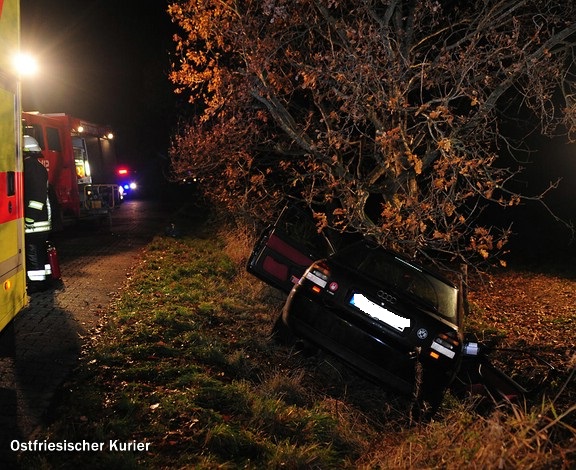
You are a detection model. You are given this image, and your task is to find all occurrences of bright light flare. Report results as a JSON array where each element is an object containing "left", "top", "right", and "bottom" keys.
[{"left": 13, "top": 53, "right": 38, "bottom": 77}]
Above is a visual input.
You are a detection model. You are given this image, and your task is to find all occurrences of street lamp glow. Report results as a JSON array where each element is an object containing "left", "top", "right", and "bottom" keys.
[{"left": 13, "top": 53, "right": 38, "bottom": 77}]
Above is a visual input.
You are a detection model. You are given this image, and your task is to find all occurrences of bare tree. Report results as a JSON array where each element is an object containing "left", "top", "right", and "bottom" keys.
[{"left": 168, "top": 0, "right": 576, "bottom": 264}]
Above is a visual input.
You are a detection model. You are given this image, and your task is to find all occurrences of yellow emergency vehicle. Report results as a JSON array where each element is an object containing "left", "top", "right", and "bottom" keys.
[{"left": 0, "top": 0, "right": 27, "bottom": 333}]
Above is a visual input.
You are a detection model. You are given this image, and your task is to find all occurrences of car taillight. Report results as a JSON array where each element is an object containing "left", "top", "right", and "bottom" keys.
[{"left": 429, "top": 332, "right": 460, "bottom": 360}]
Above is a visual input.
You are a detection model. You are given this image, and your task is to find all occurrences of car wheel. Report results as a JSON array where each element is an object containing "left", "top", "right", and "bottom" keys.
[
  {"left": 271, "top": 313, "right": 297, "bottom": 346},
  {"left": 411, "top": 367, "right": 446, "bottom": 421},
  {"left": 270, "top": 314, "right": 318, "bottom": 357}
]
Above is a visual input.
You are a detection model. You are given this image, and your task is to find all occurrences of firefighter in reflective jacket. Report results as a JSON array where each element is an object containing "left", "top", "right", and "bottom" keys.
[{"left": 23, "top": 135, "right": 52, "bottom": 284}]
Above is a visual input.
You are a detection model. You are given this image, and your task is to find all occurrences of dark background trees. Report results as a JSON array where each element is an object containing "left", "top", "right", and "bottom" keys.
[{"left": 168, "top": 0, "right": 576, "bottom": 264}]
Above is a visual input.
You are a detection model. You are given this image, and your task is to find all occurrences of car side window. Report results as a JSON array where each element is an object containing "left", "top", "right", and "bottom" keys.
[{"left": 274, "top": 205, "right": 333, "bottom": 258}]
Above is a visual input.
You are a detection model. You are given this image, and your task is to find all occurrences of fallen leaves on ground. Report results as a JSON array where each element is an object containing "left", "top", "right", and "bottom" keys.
[{"left": 469, "top": 267, "right": 576, "bottom": 407}]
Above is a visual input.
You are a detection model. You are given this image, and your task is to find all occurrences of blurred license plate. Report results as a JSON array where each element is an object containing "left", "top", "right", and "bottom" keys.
[{"left": 349, "top": 292, "right": 410, "bottom": 332}]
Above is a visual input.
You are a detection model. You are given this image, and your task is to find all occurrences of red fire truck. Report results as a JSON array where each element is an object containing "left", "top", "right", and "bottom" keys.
[
  {"left": 22, "top": 111, "right": 121, "bottom": 227},
  {"left": 0, "top": 0, "right": 27, "bottom": 332}
]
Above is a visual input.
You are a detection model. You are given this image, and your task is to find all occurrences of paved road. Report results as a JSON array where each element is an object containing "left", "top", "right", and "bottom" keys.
[{"left": 0, "top": 199, "right": 170, "bottom": 464}]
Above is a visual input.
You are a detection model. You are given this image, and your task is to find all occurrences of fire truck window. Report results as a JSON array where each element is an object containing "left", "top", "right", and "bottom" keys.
[
  {"left": 23, "top": 124, "right": 45, "bottom": 149},
  {"left": 46, "top": 127, "right": 62, "bottom": 151}
]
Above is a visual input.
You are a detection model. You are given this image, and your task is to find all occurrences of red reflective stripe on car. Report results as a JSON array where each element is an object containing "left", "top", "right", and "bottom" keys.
[
  {"left": 266, "top": 233, "right": 314, "bottom": 266},
  {"left": 262, "top": 255, "right": 289, "bottom": 281}
]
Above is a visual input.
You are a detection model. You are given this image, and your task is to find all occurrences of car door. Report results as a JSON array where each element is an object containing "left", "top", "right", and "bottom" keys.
[
  {"left": 247, "top": 205, "right": 333, "bottom": 293},
  {"left": 247, "top": 226, "right": 317, "bottom": 293}
]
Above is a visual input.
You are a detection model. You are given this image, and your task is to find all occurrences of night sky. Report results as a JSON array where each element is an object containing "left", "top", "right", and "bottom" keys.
[{"left": 20, "top": 0, "right": 177, "bottom": 169}]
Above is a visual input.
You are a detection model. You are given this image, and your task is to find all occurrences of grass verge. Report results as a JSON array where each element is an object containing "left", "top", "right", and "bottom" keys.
[{"left": 18, "top": 206, "right": 576, "bottom": 469}]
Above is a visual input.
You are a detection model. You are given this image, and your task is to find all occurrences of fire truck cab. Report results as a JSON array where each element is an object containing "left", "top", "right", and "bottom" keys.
[{"left": 22, "top": 112, "right": 120, "bottom": 226}]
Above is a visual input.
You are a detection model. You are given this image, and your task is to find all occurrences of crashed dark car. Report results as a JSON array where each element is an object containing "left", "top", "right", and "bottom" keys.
[{"left": 247, "top": 214, "right": 464, "bottom": 410}]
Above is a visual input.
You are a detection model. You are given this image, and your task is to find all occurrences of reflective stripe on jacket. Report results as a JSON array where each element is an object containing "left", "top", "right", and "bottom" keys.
[
  {"left": 28, "top": 199, "right": 45, "bottom": 211},
  {"left": 24, "top": 195, "right": 52, "bottom": 234},
  {"left": 25, "top": 219, "right": 51, "bottom": 234}
]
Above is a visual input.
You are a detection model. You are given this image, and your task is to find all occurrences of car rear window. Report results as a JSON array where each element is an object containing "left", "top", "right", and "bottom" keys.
[{"left": 334, "top": 243, "right": 459, "bottom": 323}]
